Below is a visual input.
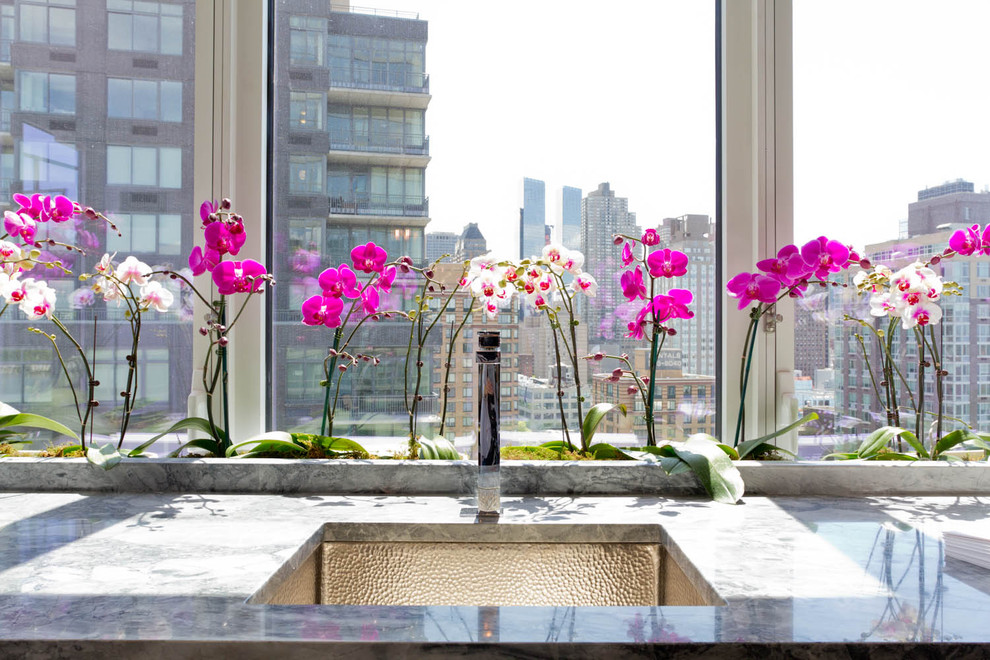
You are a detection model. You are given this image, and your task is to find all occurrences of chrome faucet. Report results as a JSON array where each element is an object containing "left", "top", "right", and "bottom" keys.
[{"left": 476, "top": 331, "right": 501, "bottom": 516}]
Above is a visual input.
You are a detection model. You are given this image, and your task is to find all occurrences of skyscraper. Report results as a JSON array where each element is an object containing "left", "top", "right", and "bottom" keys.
[
  {"left": 455, "top": 222, "right": 486, "bottom": 261},
  {"left": 561, "top": 185, "right": 581, "bottom": 250},
  {"left": 520, "top": 176, "right": 545, "bottom": 260},
  {"left": 425, "top": 231, "right": 458, "bottom": 264},
  {"left": 580, "top": 182, "right": 637, "bottom": 342},
  {"left": 656, "top": 214, "right": 715, "bottom": 378}
]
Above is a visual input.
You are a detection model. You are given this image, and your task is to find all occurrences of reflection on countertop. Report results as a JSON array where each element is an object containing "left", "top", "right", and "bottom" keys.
[{"left": 0, "top": 492, "right": 989, "bottom": 657}]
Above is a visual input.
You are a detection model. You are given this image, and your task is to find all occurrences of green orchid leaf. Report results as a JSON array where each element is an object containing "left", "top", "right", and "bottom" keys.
[
  {"left": 620, "top": 449, "right": 660, "bottom": 463},
  {"left": 580, "top": 403, "right": 626, "bottom": 447},
  {"left": 856, "top": 426, "right": 905, "bottom": 458},
  {"left": 670, "top": 435, "right": 745, "bottom": 504},
  {"left": 145, "top": 416, "right": 227, "bottom": 454},
  {"left": 315, "top": 435, "right": 370, "bottom": 455},
  {"left": 539, "top": 440, "right": 579, "bottom": 452},
  {"left": 736, "top": 441, "right": 796, "bottom": 460},
  {"left": 897, "top": 429, "right": 929, "bottom": 459},
  {"left": 167, "top": 438, "right": 223, "bottom": 458},
  {"left": 86, "top": 443, "right": 122, "bottom": 471},
  {"left": 226, "top": 432, "right": 298, "bottom": 457},
  {"left": 741, "top": 412, "right": 818, "bottom": 448},
  {"left": 864, "top": 452, "right": 918, "bottom": 461},
  {"left": 0, "top": 413, "right": 78, "bottom": 440},
  {"left": 823, "top": 452, "right": 861, "bottom": 461},
  {"left": 933, "top": 429, "right": 976, "bottom": 456},
  {"left": 417, "top": 437, "right": 459, "bottom": 460},
  {"left": 717, "top": 443, "right": 740, "bottom": 460}
]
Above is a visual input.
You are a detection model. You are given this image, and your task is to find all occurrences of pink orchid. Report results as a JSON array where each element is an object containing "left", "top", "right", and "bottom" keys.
[
  {"left": 646, "top": 248, "right": 688, "bottom": 278},
  {"left": 726, "top": 272, "right": 781, "bottom": 310},
  {"left": 949, "top": 224, "right": 981, "bottom": 256},
  {"left": 318, "top": 264, "right": 361, "bottom": 298},
  {"left": 626, "top": 305, "right": 650, "bottom": 340},
  {"left": 200, "top": 200, "right": 219, "bottom": 225},
  {"left": 574, "top": 273, "right": 597, "bottom": 296},
  {"left": 621, "top": 242, "right": 635, "bottom": 267},
  {"left": 620, "top": 266, "right": 647, "bottom": 301},
  {"left": 189, "top": 246, "right": 221, "bottom": 275},
  {"left": 40, "top": 195, "right": 76, "bottom": 223},
  {"left": 11, "top": 193, "right": 43, "bottom": 220},
  {"left": 115, "top": 256, "right": 151, "bottom": 285},
  {"left": 800, "top": 236, "right": 850, "bottom": 280},
  {"left": 139, "top": 281, "right": 174, "bottom": 312},
  {"left": 642, "top": 228, "right": 660, "bottom": 246},
  {"left": 212, "top": 259, "right": 267, "bottom": 295},
  {"left": 301, "top": 294, "right": 344, "bottom": 328},
  {"left": 204, "top": 221, "right": 246, "bottom": 256},
  {"left": 376, "top": 265, "right": 396, "bottom": 293},
  {"left": 756, "top": 244, "right": 809, "bottom": 287},
  {"left": 350, "top": 242, "right": 388, "bottom": 273},
  {"left": 651, "top": 289, "right": 694, "bottom": 322},
  {"left": 4, "top": 211, "right": 37, "bottom": 244},
  {"left": 361, "top": 284, "right": 380, "bottom": 314},
  {"left": 561, "top": 251, "right": 584, "bottom": 274}
]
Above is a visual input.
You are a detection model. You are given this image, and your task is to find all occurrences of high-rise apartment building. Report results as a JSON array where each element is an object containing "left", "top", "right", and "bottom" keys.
[
  {"left": 273, "top": 2, "right": 433, "bottom": 434},
  {"left": 580, "top": 182, "right": 637, "bottom": 342},
  {"left": 655, "top": 214, "right": 715, "bottom": 377},
  {"left": 455, "top": 222, "right": 486, "bottom": 261},
  {"left": 425, "top": 231, "right": 457, "bottom": 264},
  {"left": 831, "top": 181, "right": 990, "bottom": 433},
  {"left": 561, "top": 185, "right": 581, "bottom": 250},
  {"left": 519, "top": 176, "right": 545, "bottom": 260},
  {"left": 0, "top": 0, "right": 196, "bottom": 431}
]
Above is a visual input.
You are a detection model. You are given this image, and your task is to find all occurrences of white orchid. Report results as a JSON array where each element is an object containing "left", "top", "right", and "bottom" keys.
[
  {"left": 115, "top": 255, "right": 151, "bottom": 285},
  {"left": 17, "top": 279, "right": 56, "bottom": 320},
  {"left": 139, "top": 281, "right": 174, "bottom": 313},
  {"left": 573, "top": 272, "right": 598, "bottom": 297}
]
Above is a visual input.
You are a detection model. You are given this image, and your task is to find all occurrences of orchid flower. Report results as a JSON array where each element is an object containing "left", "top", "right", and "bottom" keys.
[
  {"left": 376, "top": 265, "right": 397, "bottom": 293},
  {"left": 541, "top": 243, "right": 566, "bottom": 265},
  {"left": 15, "top": 279, "right": 56, "bottom": 319},
  {"left": 200, "top": 199, "right": 219, "bottom": 225},
  {"left": 949, "top": 224, "right": 981, "bottom": 256},
  {"left": 139, "top": 281, "right": 174, "bottom": 312},
  {"left": 800, "top": 236, "right": 850, "bottom": 280},
  {"left": 318, "top": 264, "right": 362, "bottom": 299},
  {"left": 900, "top": 300, "right": 942, "bottom": 329},
  {"left": 204, "top": 221, "right": 246, "bottom": 257},
  {"left": 40, "top": 195, "right": 76, "bottom": 223},
  {"left": 642, "top": 228, "right": 660, "bottom": 246},
  {"left": 646, "top": 248, "right": 688, "bottom": 278},
  {"left": 350, "top": 242, "right": 388, "bottom": 273},
  {"left": 189, "top": 246, "right": 221, "bottom": 276},
  {"left": 652, "top": 288, "right": 694, "bottom": 322},
  {"left": 620, "top": 266, "right": 647, "bottom": 301},
  {"left": 69, "top": 287, "right": 96, "bottom": 309},
  {"left": 361, "top": 284, "right": 380, "bottom": 315},
  {"left": 560, "top": 251, "right": 584, "bottom": 274},
  {"left": 301, "top": 294, "right": 344, "bottom": 328},
  {"left": 573, "top": 272, "right": 598, "bottom": 297},
  {"left": 212, "top": 259, "right": 267, "bottom": 295},
  {"left": 11, "top": 193, "right": 43, "bottom": 220},
  {"left": 621, "top": 242, "right": 635, "bottom": 267},
  {"left": 756, "top": 244, "right": 809, "bottom": 287},
  {"left": 3, "top": 211, "right": 37, "bottom": 244},
  {"left": 726, "top": 272, "right": 781, "bottom": 310},
  {"left": 115, "top": 256, "right": 152, "bottom": 285}
]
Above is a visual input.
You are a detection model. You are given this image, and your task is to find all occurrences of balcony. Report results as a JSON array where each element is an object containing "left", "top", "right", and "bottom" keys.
[
  {"left": 329, "top": 193, "right": 428, "bottom": 218},
  {"left": 331, "top": 67, "right": 429, "bottom": 93},
  {"left": 329, "top": 130, "right": 429, "bottom": 157}
]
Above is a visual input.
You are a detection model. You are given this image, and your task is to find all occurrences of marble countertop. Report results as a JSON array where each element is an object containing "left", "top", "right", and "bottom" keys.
[{"left": 1, "top": 492, "right": 989, "bottom": 658}]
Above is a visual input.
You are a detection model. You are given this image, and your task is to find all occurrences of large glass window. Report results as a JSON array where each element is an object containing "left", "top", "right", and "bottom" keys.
[
  {"left": 17, "top": 71, "right": 75, "bottom": 114},
  {"left": 270, "top": 2, "right": 715, "bottom": 448},
  {"left": 107, "top": 0, "right": 182, "bottom": 55},
  {"left": 106, "top": 145, "right": 182, "bottom": 188},
  {"left": 108, "top": 78, "right": 183, "bottom": 122},
  {"left": 0, "top": 0, "right": 195, "bottom": 446},
  {"left": 792, "top": 2, "right": 990, "bottom": 456},
  {"left": 19, "top": 0, "right": 75, "bottom": 46}
]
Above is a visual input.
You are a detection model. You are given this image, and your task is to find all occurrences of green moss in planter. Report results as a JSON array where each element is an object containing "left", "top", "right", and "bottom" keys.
[
  {"left": 501, "top": 446, "right": 590, "bottom": 461},
  {"left": 38, "top": 443, "right": 84, "bottom": 458}
]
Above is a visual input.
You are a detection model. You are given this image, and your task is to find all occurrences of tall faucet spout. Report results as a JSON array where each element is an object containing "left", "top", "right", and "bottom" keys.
[{"left": 477, "top": 331, "right": 501, "bottom": 516}]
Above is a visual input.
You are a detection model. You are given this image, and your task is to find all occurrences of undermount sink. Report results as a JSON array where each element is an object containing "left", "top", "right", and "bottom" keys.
[{"left": 253, "top": 523, "right": 721, "bottom": 607}]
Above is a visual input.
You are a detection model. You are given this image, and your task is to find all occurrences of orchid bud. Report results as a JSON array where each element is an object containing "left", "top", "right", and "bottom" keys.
[
  {"left": 613, "top": 235, "right": 623, "bottom": 245},
  {"left": 328, "top": 348, "right": 337, "bottom": 356},
  {"left": 416, "top": 361, "right": 423, "bottom": 367},
  {"left": 338, "top": 364, "right": 347, "bottom": 372},
  {"left": 620, "top": 353, "right": 629, "bottom": 360},
  {"left": 199, "top": 327, "right": 209, "bottom": 336},
  {"left": 85, "top": 207, "right": 98, "bottom": 219},
  {"left": 667, "top": 328, "right": 677, "bottom": 336},
  {"left": 612, "top": 368, "right": 623, "bottom": 379},
  {"left": 218, "top": 337, "right": 229, "bottom": 347},
  {"left": 220, "top": 198, "right": 232, "bottom": 210},
  {"left": 929, "top": 255, "right": 941, "bottom": 265},
  {"left": 416, "top": 395, "right": 423, "bottom": 401},
  {"left": 641, "top": 377, "right": 650, "bottom": 386},
  {"left": 627, "top": 385, "right": 638, "bottom": 395},
  {"left": 859, "top": 259, "right": 871, "bottom": 269}
]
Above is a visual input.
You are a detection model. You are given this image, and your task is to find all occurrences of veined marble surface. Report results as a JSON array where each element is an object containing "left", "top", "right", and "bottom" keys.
[{"left": 0, "top": 492, "right": 989, "bottom": 658}]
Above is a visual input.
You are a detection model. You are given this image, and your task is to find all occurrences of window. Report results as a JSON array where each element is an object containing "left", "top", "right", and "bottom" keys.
[
  {"left": 106, "top": 145, "right": 181, "bottom": 188},
  {"left": 288, "top": 156, "right": 325, "bottom": 194},
  {"left": 289, "top": 16, "right": 324, "bottom": 66},
  {"left": 106, "top": 214, "right": 182, "bottom": 255},
  {"left": 290, "top": 92, "right": 325, "bottom": 130},
  {"left": 107, "top": 0, "right": 182, "bottom": 55},
  {"left": 18, "top": 71, "right": 74, "bottom": 114},
  {"left": 19, "top": 0, "right": 75, "bottom": 46},
  {"left": 108, "top": 78, "right": 183, "bottom": 122},
  {"left": 19, "top": 136, "right": 78, "bottom": 198}
]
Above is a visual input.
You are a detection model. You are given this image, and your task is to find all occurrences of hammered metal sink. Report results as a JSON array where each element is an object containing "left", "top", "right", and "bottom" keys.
[{"left": 254, "top": 523, "right": 720, "bottom": 607}]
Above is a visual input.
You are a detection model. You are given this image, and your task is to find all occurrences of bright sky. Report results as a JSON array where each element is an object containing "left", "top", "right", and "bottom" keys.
[
  {"left": 362, "top": 0, "right": 715, "bottom": 258},
  {"left": 364, "top": 1, "right": 990, "bottom": 257}
]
